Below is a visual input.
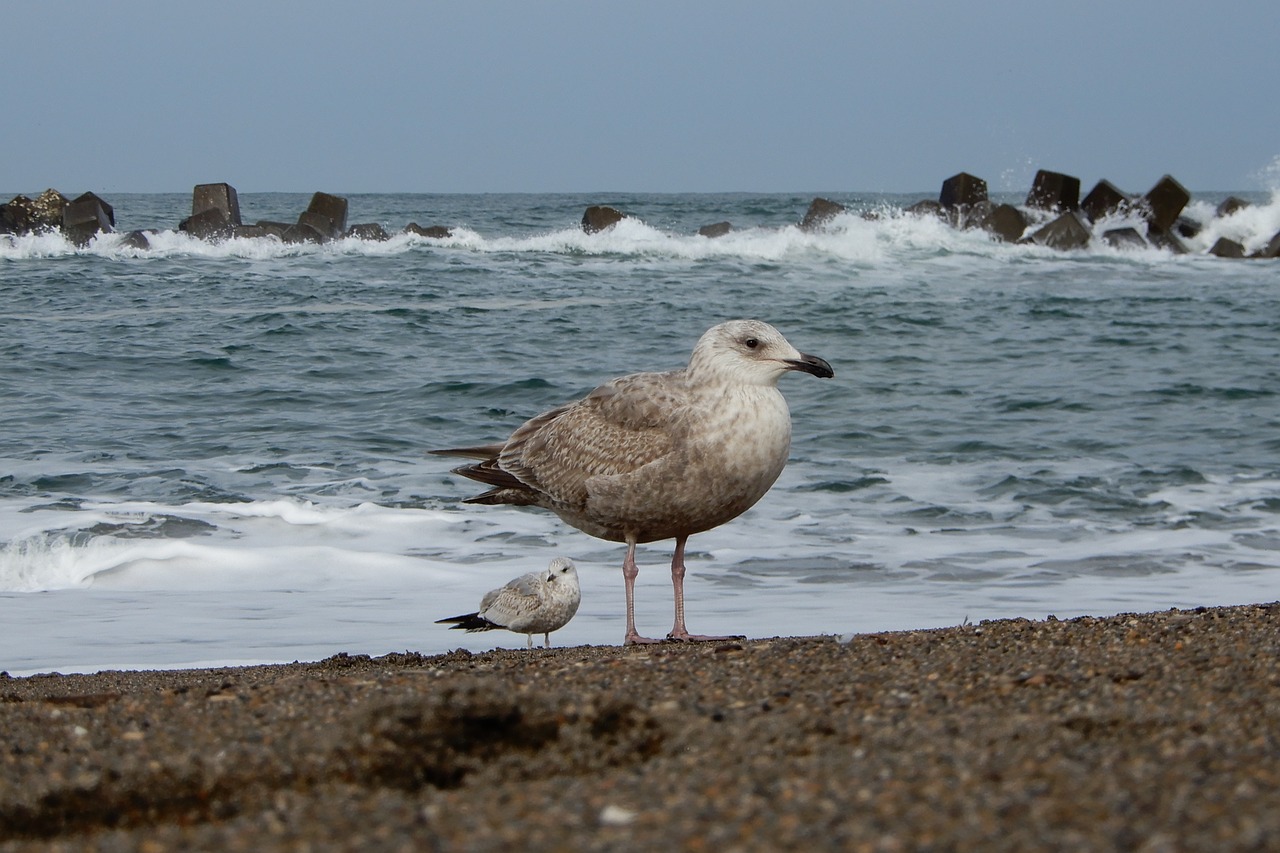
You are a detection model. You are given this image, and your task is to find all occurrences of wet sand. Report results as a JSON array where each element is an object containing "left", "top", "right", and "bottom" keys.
[{"left": 2, "top": 602, "right": 1278, "bottom": 851}]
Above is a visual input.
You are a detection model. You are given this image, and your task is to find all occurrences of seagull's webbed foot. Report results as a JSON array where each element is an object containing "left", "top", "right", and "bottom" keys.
[
  {"left": 666, "top": 630, "right": 747, "bottom": 643},
  {"left": 624, "top": 631, "right": 665, "bottom": 645}
]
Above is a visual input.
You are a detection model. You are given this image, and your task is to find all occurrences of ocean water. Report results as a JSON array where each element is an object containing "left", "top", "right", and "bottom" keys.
[{"left": 2, "top": 190, "right": 1279, "bottom": 675}]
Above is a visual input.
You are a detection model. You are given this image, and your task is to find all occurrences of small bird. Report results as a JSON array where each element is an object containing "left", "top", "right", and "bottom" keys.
[
  {"left": 433, "top": 319, "right": 833, "bottom": 645},
  {"left": 436, "top": 556, "right": 582, "bottom": 649}
]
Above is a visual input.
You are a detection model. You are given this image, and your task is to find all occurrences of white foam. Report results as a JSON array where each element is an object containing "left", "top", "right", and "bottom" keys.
[
  {"left": 7, "top": 193, "right": 1275, "bottom": 264},
  {"left": 2, "top": 458, "right": 1276, "bottom": 675},
  {"left": 0, "top": 229, "right": 81, "bottom": 258},
  {"left": 0, "top": 534, "right": 123, "bottom": 591},
  {"left": 1181, "top": 191, "right": 1280, "bottom": 254}
]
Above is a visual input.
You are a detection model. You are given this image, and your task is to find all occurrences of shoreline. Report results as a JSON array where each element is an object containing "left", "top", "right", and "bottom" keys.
[{"left": 2, "top": 602, "right": 1278, "bottom": 849}]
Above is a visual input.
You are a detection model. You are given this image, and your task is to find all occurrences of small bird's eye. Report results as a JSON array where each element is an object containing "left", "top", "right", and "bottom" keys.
[{"left": 744, "top": 338, "right": 759, "bottom": 349}]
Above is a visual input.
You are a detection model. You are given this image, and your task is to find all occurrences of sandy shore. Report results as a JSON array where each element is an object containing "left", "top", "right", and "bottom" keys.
[{"left": 2, "top": 602, "right": 1278, "bottom": 851}]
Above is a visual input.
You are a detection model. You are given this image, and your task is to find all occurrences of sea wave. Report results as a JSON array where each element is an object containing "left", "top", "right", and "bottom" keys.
[
  {"left": 2, "top": 188, "right": 1277, "bottom": 672},
  {"left": 4, "top": 459, "right": 1276, "bottom": 595},
  {"left": 4, "top": 191, "right": 1277, "bottom": 263}
]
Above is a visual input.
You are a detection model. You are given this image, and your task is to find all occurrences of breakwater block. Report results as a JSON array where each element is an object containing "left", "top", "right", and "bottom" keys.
[
  {"left": 905, "top": 199, "right": 943, "bottom": 218},
  {"left": 405, "top": 223, "right": 453, "bottom": 239},
  {"left": 1081, "top": 180, "right": 1130, "bottom": 221},
  {"left": 62, "top": 195, "right": 114, "bottom": 247},
  {"left": 31, "top": 189, "right": 69, "bottom": 231},
  {"left": 1023, "top": 211, "right": 1091, "bottom": 250},
  {"left": 179, "top": 207, "right": 233, "bottom": 240},
  {"left": 980, "top": 203, "right": 1028, "bottom": 243},
  {"left": 582, "top": 205, "right": 625, "bottom": 233},
  {"left": 940, "top": 173, "right": 989, "bottom": 228},
  {"left": 192, "top": 183, "right": 242, "bottom": 225},
  {"left": 800, "top": 198, "right": 846, "bottom": 231},
  {"left": 120, "top": 230, "right": 152, "bottom": 250},
  {"left": 4, "top": 189, "right": 71, "bottom": 233},
  {"left": 282, "top": 221, "right": 327, "bottom": 244},
  {"left": 940, "top": 173, "right": 987, "bottom": 210},
  {"left": 1104, "top": 227, "right": 1147, "bottom": 250},
  {"left": 1147, "top": 227, "right": 1188, "bottom": 254},
  {"left": 1174, "top": 216, "right": 1202, "bottom": 239},
  {"left": 1142, "top": 175, "right": 1190, "bottom": 232},
  {"left": 255, "top": 221, "right": 290, "bottom": 240},
  {"left": 2, "top": 195, "right": 35, "bottom": 232},
  {"left": 1216, "top": 197, "right": 1250, "bottom": 218},
  {"left": 72, "top": 192, "right": 115, "bottom": 227},
  {"left": 698, "top": 221, "right": 733, "bottom": 238},
  {"left": 296, "top": 210, "right": 339, "bottom": 242},
  {"left": 303, "top": 192, "right": 349, "bottom": 238},
  {"left": 1026, "top": 170, "right": 1080, "bottom": 212},
  {"left": 1256, "top": 232, "right": 1280, "bottom": 258},
  {"left": 1209, "top": 237, "right": 1246, "bottom": 258}
]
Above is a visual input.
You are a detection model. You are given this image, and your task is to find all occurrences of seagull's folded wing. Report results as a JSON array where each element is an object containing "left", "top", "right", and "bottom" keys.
[
  {"left": 499, "top": 371, "right": 690, "bottom": 504},
  {"left": 480, "top": 580, "right": 543, "bottom": 629}
]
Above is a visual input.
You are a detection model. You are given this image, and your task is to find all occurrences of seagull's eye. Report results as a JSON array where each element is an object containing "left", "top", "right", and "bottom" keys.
[{"left": 744, "top": 338, "right": 759, "bottom": 349}]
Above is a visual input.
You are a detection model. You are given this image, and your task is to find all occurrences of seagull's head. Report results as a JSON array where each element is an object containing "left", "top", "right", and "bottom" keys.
[
  {"left": 545, "top": 556, "right": 579, "bottom": 585},
  {"left": 689, "top": 319, "right": 834, "bottom": 386}
]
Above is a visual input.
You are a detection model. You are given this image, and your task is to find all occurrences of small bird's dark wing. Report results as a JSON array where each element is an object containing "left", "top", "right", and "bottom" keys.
[{"left": 434, "top": 612, "right": 498, "bottom": 633}]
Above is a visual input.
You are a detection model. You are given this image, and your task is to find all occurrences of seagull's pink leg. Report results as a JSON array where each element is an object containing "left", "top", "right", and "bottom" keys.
[
  {"left": 667, "top": 536, "right": 743, "bottom": 642},
  {"left": 623, "top": 538, "right": 661, "bottom": 645}
]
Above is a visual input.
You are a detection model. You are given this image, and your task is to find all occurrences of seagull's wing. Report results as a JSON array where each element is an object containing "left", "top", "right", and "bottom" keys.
[
  {"left": 498, "top": 370, "right": 691, "bottom": 505},
  {"left": 478, "top": 572, "right": 546, "bottom": 629}
]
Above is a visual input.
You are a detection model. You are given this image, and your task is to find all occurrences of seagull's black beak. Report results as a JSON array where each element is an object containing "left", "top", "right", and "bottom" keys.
[{"left": 785, "top": 352, "right": 834, "bottom": 378}]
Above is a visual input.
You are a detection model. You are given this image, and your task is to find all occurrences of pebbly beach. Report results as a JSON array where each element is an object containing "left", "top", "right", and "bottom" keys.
[{"left": 2, "top": 601, "right": 1278, "bottom": 850}]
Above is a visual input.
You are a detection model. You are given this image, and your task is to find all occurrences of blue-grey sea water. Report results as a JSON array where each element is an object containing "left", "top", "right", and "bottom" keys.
[{"left": 2, "top": 191, "right": 1278, "bottom": 674}]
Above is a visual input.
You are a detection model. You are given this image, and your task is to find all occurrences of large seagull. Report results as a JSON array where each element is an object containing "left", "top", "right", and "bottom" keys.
[{"left": 434, "top": 319, "right": 834, "bottom": 644}]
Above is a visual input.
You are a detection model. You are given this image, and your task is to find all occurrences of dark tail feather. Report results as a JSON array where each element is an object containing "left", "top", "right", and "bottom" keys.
[
  {"left": 463, "top": 488, "right": 539, "bottom": 506},
  {"left": 435, "top": 612, "right": 498, "bottom": 633},
  {"left": 433, "top": 446, "right": 539, "bottom": 505},
  {"left": 450, "top": 459, "right": 529, "bottom": 492}
]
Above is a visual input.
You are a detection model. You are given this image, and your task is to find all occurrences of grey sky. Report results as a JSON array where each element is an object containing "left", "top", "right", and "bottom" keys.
[{"left": 4, "top": 1, "right": 1276, "bottom": 195}]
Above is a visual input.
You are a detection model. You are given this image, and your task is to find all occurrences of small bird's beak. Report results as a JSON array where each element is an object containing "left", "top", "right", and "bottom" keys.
[{"left": 785, "top": 352, "right": 834, "bottom": 378}]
